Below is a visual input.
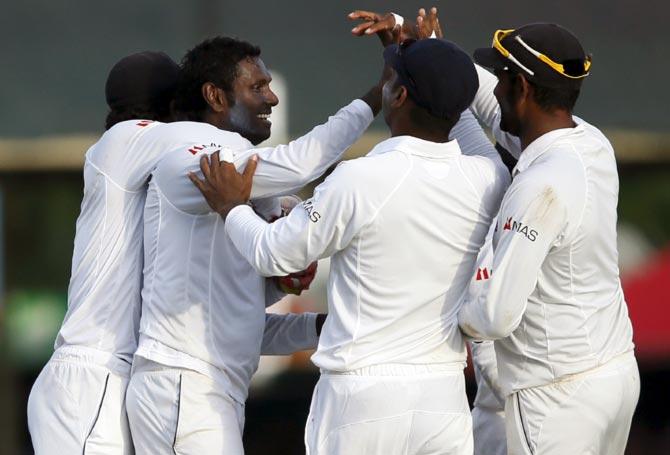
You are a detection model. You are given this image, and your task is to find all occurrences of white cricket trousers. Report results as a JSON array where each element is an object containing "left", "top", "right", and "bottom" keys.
[
  {"left": 504, "top": 351, "right": 639, "bottom": 455},
  {"left": 27, "top": 346, "right": 133, "bottom": 455},
  {"left": 305, "top": 364, "right": 473, "bottom": 455},
  {"left": 472, "top": 407, "right": 506, "bottom": 455},
  {"left": 125, "top": 357, "right": 245, "bottom": 455}
]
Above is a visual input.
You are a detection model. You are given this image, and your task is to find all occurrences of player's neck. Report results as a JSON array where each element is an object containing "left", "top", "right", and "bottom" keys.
[
  {"left": 520, "top": 109, "right": 575, "bottom": 150},
  {"left": 390, "top": 122, "right": 451, "bottom": 143}
]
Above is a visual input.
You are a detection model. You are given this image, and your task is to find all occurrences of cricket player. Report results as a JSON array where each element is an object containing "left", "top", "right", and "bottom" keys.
[
  {"left": 26, "top": 51, "right": 180, "bottom": 454},
  {"left": 349, "top": 9, "right": 510, "bottom": 454},
  {"left": 457, "top": 23, "right": 640, "bottom": 454},
  {"left": 190, "top": 37, "right": 511, "bottom": 455},
  {"left": 124, "top": 36, "right": 384, "bottom": 454}
]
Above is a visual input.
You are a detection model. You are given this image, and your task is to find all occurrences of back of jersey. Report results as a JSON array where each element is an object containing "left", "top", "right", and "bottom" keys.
[{"left": 55, "top": 119, "right": 164, "bottom": 363}]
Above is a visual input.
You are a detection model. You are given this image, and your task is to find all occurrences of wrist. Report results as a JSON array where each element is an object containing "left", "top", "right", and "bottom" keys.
[{"left": 219, "top": 201, "right": 246, "bottom": 221}]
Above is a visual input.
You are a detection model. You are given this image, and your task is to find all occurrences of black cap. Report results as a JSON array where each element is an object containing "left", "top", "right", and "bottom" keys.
[
  {"left": 383, "top": 39, "right": 479, "bottom": 119},
  {"left": 474, "top": 23, "right": 590, "bottom": 89},
  {"left": 105, "top": 51, "right": 179, "bottom": 110}
]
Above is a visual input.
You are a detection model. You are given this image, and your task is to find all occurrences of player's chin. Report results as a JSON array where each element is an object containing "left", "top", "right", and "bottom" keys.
[{"left": 253, "top": 119, "right": 272, "bottom": 141}]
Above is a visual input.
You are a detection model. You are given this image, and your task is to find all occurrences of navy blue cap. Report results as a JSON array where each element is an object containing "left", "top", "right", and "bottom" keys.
[
  {"left": 383, "top": 39, "right": 479, "bottom": 119},
  {"left": 105, "top": 51, "right": 179, "bottom": 110}
]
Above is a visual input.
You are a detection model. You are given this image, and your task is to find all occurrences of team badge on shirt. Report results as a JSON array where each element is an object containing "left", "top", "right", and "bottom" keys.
[{"left": 502, "top": 216, "right": 538, "bottom": 242}]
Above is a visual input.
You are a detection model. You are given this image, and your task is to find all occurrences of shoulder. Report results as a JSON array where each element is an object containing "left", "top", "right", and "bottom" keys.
[{"left": 327, "top": 150, "right": 412, "bottom": 191}]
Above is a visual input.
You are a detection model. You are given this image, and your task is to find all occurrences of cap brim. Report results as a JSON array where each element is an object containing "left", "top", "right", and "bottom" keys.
[{"left": 473, "top": 47, "right": 507, "bottom": 70}]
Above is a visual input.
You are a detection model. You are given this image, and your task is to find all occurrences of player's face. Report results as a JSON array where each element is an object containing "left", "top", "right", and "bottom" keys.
[
  {"left": 494, "top": 69, "right": 522, "bottom": 136},
  {"left": 227, "top": 57, "right": 279, "bottom": 145}
]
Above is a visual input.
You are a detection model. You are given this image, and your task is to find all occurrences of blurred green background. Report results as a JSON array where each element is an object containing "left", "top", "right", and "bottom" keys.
[{"left": 0, "top": 1, "right": 669, "bottom": 454}]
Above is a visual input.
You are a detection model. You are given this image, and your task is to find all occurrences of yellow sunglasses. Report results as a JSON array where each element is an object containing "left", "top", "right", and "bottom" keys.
[{"left": 492, "top": 29, "right": 592, "bottom": 79}]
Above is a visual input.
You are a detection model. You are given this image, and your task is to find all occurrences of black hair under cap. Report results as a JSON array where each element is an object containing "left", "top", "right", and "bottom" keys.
[{"left": 105, "top": 51, "right": 180, "bottom": 109}]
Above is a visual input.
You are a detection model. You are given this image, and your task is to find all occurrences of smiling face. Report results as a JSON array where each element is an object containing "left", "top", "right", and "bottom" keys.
[{"left": 226, "top": 57, "right": 279, "bottom": 145}]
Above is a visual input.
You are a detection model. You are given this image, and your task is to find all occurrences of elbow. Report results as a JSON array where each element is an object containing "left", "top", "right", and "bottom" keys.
[{"left": 460, "top": 317, "right": 518, "bottom": 341}]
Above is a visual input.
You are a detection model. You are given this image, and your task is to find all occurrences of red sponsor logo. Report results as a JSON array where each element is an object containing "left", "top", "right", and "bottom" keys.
[
  {"left": 136, "top": 120, "right": 153, "bottom": 127},
  {"left": 186, "top": 143, "right": 222, "bottom": 155},
  {"left": 475, "top": 267, "right": 492, "bottom": 281},
  {"left": 501, "top": 216, "right": 538, "bottom": 242}
]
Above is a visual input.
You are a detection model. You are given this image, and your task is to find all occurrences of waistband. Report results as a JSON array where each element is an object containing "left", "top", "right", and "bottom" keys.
[
  {"left": 555, "top": 350, "right": 637, "bottom": 382},
  {"left": 321, "top": 362, "right": 466, "bottom": 377},
  {"left": 51, "top": 345, "right": 132, "bottom": 377},
  {"left": 134, "top": 336, "right": 246, "bottom": 405}
]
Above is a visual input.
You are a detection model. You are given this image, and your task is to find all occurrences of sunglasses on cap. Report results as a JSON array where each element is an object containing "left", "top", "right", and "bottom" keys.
[{"left": 492, "top": 29, "right": 592, "bottom": 79}]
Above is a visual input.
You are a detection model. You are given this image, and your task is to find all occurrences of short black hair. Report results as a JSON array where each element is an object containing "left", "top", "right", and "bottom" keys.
[
  {"left": 174, "top": 36, "right": 261, "bottom": 121},
  {"left": 105, "top": 102, "right": 172, "bottom": 130},
  {"left": 529, "top": 80, "right": 581, "bottom": 112},
  {"left": 508, "top": 70, "right": 581, "bottom": 112}
]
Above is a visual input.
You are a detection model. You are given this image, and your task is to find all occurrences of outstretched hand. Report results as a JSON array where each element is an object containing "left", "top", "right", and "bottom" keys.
[
  {"left": 417, "top": 7, "right": 443, "bottom": 39},
  {"left": 348, "top": 7, "right": 443, "bottom": 46},
  {"left": 348, "top": 10, "right": 405, "bottom": 47},
  {"left": 188, "top": 151, "right": 258, "bottom": 220}
]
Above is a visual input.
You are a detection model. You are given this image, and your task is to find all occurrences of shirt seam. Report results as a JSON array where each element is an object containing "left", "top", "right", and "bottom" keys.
[
  {"left": 86, "top": 159, "right": 142, "bottom": 194},
  {"left": 566, "top": 144, "right": 595, "bottom": 357}
]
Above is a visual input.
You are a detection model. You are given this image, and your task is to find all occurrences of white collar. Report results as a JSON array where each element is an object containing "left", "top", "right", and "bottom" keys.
[
  {"left": 367, "top": 135, "right": 462, "bottom": 159},
  {"left": 512, "top": 121, "right": 585, "bottom": 177}
]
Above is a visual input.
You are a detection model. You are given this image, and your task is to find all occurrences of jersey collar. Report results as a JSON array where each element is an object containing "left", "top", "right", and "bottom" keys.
[
  {"left": 512, "top": 119, "right": 585, "bottom": 177},
  {"left": 367, "top": 135, "right": 462, "bottom": 158}
]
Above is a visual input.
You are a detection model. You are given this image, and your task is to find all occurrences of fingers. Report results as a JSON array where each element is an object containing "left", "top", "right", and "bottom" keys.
[
  {"left": 188, "top": 172, "right": 208, "bottom": 194},
  {"left": 242, "top": 155, "right": 258, "bottom": 182},
  {"left": 199, "top": 153, "right": 212, "bottom": 181},
  {"left": 348, "top": 10, "right": 380, "bottom": 21},
  {"left": 364, "top": 20, "right": 395, "bottom": 35},
  {"left": 351, "top": 21, "right": 376, "bottom": 35}
]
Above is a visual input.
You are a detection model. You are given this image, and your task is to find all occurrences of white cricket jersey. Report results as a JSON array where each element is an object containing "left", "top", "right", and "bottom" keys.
[
  {"left": 459, "top": 66, "right": 635, "bottom": 396},
  {"left": 135, "top": 100, "right": 374, "bottom": 403},
  {"left": 55, "top": 119, "right": 177, "bottom": 364},
  {"left": 469, "top": 223, "right": 505, "bottom": 411},
  {"left": 225, "top": 111, "right": 510, "bottom": 372}
]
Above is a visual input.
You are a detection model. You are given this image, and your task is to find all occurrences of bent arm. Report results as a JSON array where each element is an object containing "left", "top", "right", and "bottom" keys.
[
  {"left": 260, "top": 312, "right": 319, "bottom": 355},
  {"left": 470, "top": 65, "right": 522, "bottom": 159},
  {"left": 161, "top": 100, "right": 374, "bottom": 214},
  {"left": 458, "top": 179, "right": 567, "bottom": 339},
  {"left": 225, "top": 162, "right": 369, "bottom": 276}
]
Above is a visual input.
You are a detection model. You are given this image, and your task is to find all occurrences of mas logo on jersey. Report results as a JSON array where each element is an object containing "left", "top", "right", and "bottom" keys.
[
  {"left": 136, "top": 120, "right": 154, "bottom": 127},
  {"left": 475, "top": 267, "right": 492, "bottom": 281},
  {"left": 302, "top": 200, "right": 321, "bottom": 223},
  {"left": 502, "top": 217, "right": 538, "bottom": 242}
]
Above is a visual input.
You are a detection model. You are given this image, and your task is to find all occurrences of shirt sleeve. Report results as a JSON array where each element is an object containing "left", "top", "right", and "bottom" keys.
[
  {"left": 156, "top": 100, "right": 374, "bottom": 215},
  {"left": 470, "top": 65, "right": 522, "bottom": 159},
  {"left": 470, "top": 340, "right": 505, "bottom": 407},
  {"left": 224, "top": 159, "right": 376, "bottom": 276},
  {"left": 264, "top": 278, "right": 287, "bottom": 308},
  {"left": 260, "top": 312, "right": 319, "bottom": 355},
  {"left": 458, "top": 177, "right": 568, "bottom": 339}
]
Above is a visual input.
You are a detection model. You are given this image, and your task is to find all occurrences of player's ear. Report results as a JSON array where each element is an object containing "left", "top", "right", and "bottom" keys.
[
  {"left": 202, "top": 82, "right": 229, "bottom": 113},
  {"left": 391, "top": 84, "right": 408, "bottom": 109},
  {"left": 516, "top": 73, "right": 532, "bottom": 105}
]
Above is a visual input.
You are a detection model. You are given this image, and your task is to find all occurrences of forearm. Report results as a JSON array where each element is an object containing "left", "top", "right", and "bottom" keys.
[
  {"left": 245, "top": 100, "right": 374, "bottom": 199},
  {"left": 470, "top": 65, "right": 522, "bottom": 158},
  {"left": 260, "top": 312, "right": 319, "bottom": 355}
]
